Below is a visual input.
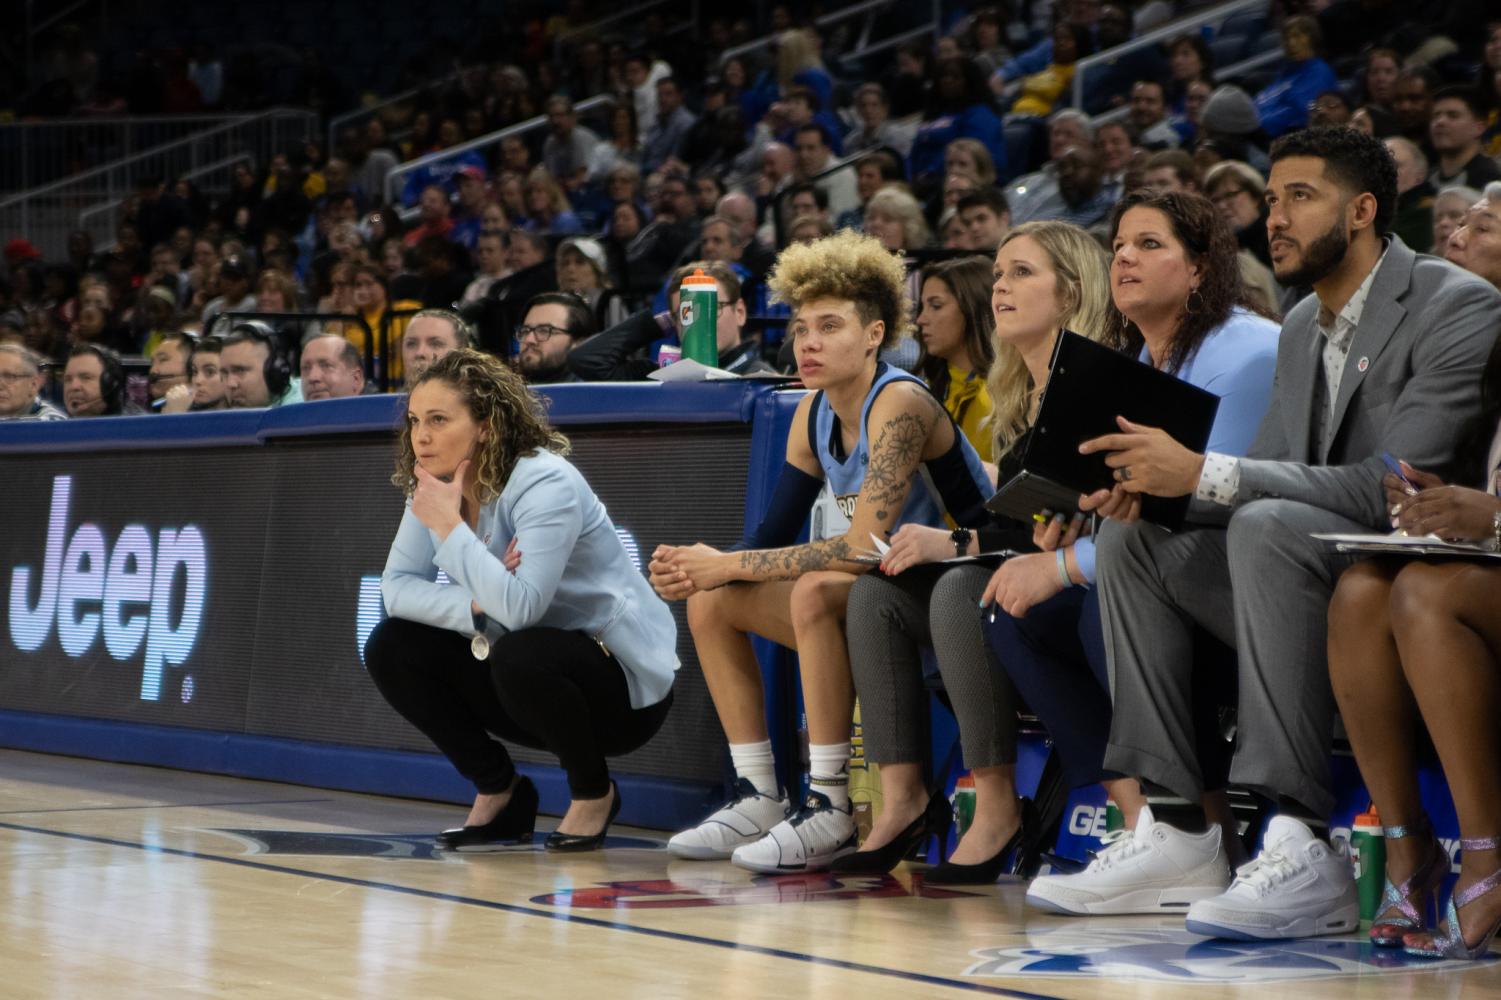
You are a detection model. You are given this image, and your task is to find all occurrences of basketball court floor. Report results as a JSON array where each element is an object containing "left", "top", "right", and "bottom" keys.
[{"left": 4, "top": 748, "right": 1499, "bottom": 999}]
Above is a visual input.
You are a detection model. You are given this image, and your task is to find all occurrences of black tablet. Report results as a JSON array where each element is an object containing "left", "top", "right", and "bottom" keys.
[{"left": 985, "top": 331, "right": 1221, "bottom": 529}]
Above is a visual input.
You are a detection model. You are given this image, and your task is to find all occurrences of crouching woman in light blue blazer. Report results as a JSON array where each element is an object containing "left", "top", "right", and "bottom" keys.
[{"left": 364, "top": 349, "right": 678, "bottom": 853}]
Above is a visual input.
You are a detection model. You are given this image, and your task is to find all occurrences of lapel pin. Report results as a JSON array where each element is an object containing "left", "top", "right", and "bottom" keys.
[{"left": 1357, "top": 356, "right": 1369, "bottom": 373}]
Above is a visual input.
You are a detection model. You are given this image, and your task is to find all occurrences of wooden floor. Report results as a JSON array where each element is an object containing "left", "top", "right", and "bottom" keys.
[{"left": 3, "top": 749, "right": 1500, "bottom": 999}]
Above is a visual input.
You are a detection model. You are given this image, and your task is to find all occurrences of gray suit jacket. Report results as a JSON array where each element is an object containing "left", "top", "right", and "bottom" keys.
[{"left": 1238, "top": 237, "right": 1501, "bottom": 529}]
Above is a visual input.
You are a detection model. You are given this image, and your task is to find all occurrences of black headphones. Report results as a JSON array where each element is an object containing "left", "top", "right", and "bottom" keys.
[
  {"left": 229, "top": 320, "right": 293, "bottom": 398},
  {"left": 72, "top": 343, "right": 126, "bottom": 414}
]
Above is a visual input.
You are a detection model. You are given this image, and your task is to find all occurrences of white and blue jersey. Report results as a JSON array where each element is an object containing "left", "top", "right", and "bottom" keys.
[{"left": 808, "top": 363, "right": 993, "bottom": 540}]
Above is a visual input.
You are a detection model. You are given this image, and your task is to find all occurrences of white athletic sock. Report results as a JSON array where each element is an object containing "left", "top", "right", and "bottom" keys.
[
  {"left": 729, "top": 740, "right": 778, "bottom": 797},
  {"left": 809, "top": 742, "right": 851, "bottom": 811}
]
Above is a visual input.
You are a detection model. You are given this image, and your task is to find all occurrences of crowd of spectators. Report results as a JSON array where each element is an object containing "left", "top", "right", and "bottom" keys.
[{"left": 3, "top": 2, "right": 1500, "bottom": 422}]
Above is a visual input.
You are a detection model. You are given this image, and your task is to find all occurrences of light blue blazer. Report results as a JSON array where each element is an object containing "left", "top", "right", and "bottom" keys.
[
  {"left": 381, "top": 449, "right": 678, "bottom": 709},
  {"left": 1073, "top": 306, "right": 1280, "bottom": 582}
]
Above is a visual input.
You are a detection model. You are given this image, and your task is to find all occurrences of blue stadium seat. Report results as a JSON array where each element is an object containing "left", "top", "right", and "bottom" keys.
[
  {"left": 1002, "top": 117, "right": 1047, "bottom": 184},
  {"left": 1252, "top": 29, "right": 1285, "bottom": 59},
  {"left": 1217, "top": 9, "right": 1268, "bottom": 44},
  {"left": 1211, "top": 35, "right": 1247, "bottom": 68}
]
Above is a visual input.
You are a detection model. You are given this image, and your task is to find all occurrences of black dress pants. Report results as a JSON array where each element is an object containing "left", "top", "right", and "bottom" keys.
[{"left": 364, "top": 616, "right": 672, "bottom": 798}]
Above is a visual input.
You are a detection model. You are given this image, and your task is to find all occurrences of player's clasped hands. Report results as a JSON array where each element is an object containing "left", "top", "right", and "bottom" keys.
[{"left": 650, "top": 543, "right": 729, "bottom": 599}]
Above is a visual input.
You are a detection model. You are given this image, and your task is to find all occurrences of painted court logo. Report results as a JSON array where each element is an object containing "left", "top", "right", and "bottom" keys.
[
  {"left": 535, "top": 873, "right": 976, "bottom": 909},
  {"left": 211, "top": 828, "right": 660, "bottom": 859},
  {"left": 963, "top": 928, "right": 1491, "bottom": 984},
  {"left": 8, "top": 476, "right": 206, "bottom": 700}
]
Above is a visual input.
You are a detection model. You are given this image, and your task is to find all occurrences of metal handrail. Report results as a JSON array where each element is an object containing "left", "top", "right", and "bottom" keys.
[
  {"left": 0, "top": 112, "right": 257, "bottom": 133},
  {"left": 1089, "top": 106, "right": 1130, "bottom": 127},
  {"left": 1216, "top": 49, "right": 1281, "bottom": 83},
  {"left": 768, "top": 146, "right": 865, "bottom": 248},
  {"left": 556, "top": 0, "right": 679, "bottom": 46},
  {"left": 28, "top": 0, "right": 94, "bottom": 40},
  {"left": 1, "top": 112, "right": 263, "bottom": 195},
  {"left": 720, "top": 0, "right": 899, "bottom": 63},
  {"left": 1070, "top": 0, "right": 1266, "bottom": 111},
  {"left": 325, "top": 65, "right": 480, "bottom": 153},
  {"left": 842, "top": 23, "right": 936, "bottom": 62},
  {"left": 1086, "top": 48, "right": 1282, "bottom": 127},
  {"left": 0, "top": 108, "right": 316, "bottom": 208},
  {"left": 384, "top": 94, "right": 614, "bottom": 206},
  {"left": 327, "top": 84, "right": 436, "bottom": 154},
  {"left": 76, "top": 151, "right": 254, "bottom": 236}
]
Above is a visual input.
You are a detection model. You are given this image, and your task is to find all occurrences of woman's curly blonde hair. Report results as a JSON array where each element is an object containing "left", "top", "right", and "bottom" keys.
[
  {"left": 766, "top": 230, "right": 911, "bottom": 349},
  {"left": 392, "top": 349, "right": 569, "bottom": 503}
]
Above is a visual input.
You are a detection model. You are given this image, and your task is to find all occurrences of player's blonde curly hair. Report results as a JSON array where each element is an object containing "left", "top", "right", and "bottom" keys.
[
  {"left": 392, "top": 349, "right": 569, "bottom": 503},
  {"left": 766, "top": 229, "right": 911, "bottom": 350}
]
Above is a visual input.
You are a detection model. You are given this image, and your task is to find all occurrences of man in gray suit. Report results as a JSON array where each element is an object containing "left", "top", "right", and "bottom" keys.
[{"left": 1024, "top": 128, "right": 1501, "bottom": 938}]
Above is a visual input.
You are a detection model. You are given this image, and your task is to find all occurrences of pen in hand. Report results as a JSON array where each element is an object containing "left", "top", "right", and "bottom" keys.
[{"left": 1382, "top": 452, "right": 1419, "bottom": 496}]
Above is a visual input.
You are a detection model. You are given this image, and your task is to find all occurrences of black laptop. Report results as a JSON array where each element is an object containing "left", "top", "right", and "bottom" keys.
[{"left": 985, "top": 330, "right": 1221, "bottom": 529}]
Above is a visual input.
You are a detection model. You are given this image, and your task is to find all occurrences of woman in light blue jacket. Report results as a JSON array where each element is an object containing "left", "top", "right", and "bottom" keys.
[{"left": 365, "top": 349, "right": 677, "bottom": 853}]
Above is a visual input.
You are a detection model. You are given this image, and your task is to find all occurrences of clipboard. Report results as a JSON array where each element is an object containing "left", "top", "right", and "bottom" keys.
[{"left": 985, "top": 331, "right": 1220, "bottom": 529}]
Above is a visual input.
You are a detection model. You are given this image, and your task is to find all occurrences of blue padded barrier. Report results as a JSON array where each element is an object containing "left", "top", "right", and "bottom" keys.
[
  {"left": 0, "top": 709, "right": 712, "bottom": 829},
  {"left": 0, "top": 408, "right": 265, "bottom": 453},
  {"left": 0, "top": 382, "right": 800, "bottom": 830}
]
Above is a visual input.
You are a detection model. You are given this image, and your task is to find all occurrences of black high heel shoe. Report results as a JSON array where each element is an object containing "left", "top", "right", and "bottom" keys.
[
  {"left": 829, "top": 791, "right": 953, "bottom": 874},
  {"left": 545, "top": 780, "right": 622, "bottom": 852},
  {"left": 436, "top": 776, "right": 539, "bottom": 851},
  {"left": 923, "top": 797, "right": 1033, "bottom": 885}
]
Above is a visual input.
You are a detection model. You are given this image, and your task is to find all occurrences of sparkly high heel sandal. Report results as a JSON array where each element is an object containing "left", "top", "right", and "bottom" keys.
[
  {"left": 1404, "top": 836, "right": 1501, "bottom": 960},
  {"left": 1370, "top": 817, "right": 1448, "bottom": 948}
]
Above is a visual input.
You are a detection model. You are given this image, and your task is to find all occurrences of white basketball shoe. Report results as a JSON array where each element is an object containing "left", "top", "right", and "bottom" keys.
[
  {"left": 1026, "top": 805, "right": 1232, "bottom": 915},
  {"left": 667, "top": 778, "right": 792, "bottom": 860},
  {"left": 730, "top": 789, "right": 858, "bottom": 874},
  {"left": 1185, "top": 815, "right": 1360, "bottom": 940}
]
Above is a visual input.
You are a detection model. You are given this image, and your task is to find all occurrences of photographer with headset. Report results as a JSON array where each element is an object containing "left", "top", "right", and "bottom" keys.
[
  {"left": 221, "top": 320, "right": 303, "bottom": 409},
  {"left": 63, "top": 343, "right": 136, "bottom": 418}
]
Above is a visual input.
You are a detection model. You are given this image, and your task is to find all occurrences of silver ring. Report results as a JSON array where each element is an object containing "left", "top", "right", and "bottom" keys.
[{"left": 1119, "top": 466, "right": 1132, "bottom": 482}]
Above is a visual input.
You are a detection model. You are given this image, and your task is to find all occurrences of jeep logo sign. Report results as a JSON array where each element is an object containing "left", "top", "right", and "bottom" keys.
[{"left": 8, "top": 476, "right": 207, "bottom": 701}]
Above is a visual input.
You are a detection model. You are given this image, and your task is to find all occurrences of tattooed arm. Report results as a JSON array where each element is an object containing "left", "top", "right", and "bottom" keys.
[
  {"left": 652, "top": 383, "right": 951, "bottom": 592},
  {"left": 649, "top": 394, "right": 824, "bottom": 599},
  {"left": 725, "top": 381, "right": 948, "bottom": 584}
]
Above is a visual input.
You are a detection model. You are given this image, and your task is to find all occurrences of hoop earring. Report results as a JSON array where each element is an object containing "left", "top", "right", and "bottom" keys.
[{"left": 1185, "top": 287, "right": 1205, "bottom": 315}]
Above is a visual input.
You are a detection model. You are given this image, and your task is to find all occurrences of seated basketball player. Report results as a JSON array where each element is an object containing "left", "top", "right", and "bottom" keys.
[
  {"left": 649, "top": 230, "right": 993, "bottom": 873},
  {"left": 364, "top": 349, "right": 678, "bottom": 852}
]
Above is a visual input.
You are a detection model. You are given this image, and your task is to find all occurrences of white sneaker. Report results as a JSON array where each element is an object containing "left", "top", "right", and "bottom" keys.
[
  {"left": 730, "top": 790, "right": 858, "bottom": 874},
  {"left": 1185, "top": 815, "right": 1359, "bottom": 940},
  {"left": 667, "top": 778, "right": 791, "bottom": 860},
  {"left": 1026, "top": 805, "right": 1231, "bottom": 915}
]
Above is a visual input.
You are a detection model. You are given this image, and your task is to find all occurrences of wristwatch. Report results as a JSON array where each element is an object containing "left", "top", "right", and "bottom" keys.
[
  {"left": 1491, "top": 509, "right": 1501, "bottom": 552},
  {"left": 950, "top": 527, "right": 973, "bottom": 558}
]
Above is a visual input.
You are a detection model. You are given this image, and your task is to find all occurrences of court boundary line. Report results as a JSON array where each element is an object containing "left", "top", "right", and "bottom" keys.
[
  {"left": 0, "top": 818, "right": 1061, "bottom": 1000},
  {"left": 0, "top": 797, "right": 333, "bottom": 816}
]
